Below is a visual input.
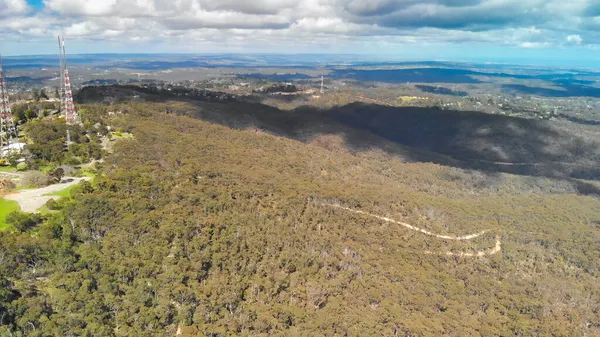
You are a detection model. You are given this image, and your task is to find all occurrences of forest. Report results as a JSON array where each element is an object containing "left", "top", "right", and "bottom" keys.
[{"left": 0, "top": 99, "right": 599, "bottom": 336}]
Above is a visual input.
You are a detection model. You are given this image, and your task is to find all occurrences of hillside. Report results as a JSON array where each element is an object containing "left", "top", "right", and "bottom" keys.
[
  {"left": 79, "top": 85, "right": 600, "bottom": 182},
  {"left": 1, "top": 100, "right": 599, "bottom": 336}
]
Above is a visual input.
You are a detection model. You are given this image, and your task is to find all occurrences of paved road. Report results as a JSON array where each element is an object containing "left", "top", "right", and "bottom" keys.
[{"left": 4, "top": 177, "right": 90, "bottom": 213}]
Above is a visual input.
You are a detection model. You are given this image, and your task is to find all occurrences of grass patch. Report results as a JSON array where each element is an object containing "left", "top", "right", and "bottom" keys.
[
  {"left": 79, "top": 171, "right": 97, "bottom": 178},
  {"left": 0, "top": 198, "right": 20, "bottom": 230},
  {"left": 0, "top": 166, "right": 17, "bottom": 173},
  {"left": 39, "top": 166, "right": 55, "bottom": 173},
  {"left": 397, "top": 96, "right": 429, "bottom": 103},
  {"left": 112, "top": 132, "right": 134, "bottom": 140},
  {"left": 44, "top": 184, "right": 77, "bottom": 199},
  {"left": 76, "top": 168, "right": 98, "bottom": 178}
]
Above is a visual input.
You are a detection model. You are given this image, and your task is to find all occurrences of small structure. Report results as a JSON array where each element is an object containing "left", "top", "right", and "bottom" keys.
[{"left": 1, "top": 142, "right": 26, "bottom": 157}]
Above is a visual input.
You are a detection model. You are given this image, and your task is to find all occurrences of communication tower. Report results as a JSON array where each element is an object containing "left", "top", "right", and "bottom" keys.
[
  {"left": 0, "top": 54, "right": 16, "bottom": 157},
  {"left": 58, "top": 35, "right": 80, "bottom": 125},
  {"left": 320, "top": 76, "right": 324, "bottom": 94}
]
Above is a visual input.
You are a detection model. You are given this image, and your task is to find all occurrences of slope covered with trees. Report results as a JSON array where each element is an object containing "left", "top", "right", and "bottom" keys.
[{"left": 1, "top": 103, "right": 599, "bottom": 336}]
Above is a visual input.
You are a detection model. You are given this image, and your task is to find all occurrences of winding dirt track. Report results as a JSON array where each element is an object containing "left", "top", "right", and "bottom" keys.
[
  {"left": 323, "top": 203, "right": 487, "bottom": 240},
  {"left": 321, "top": 202, "right": 501, "bottom": 257},
  {"left": 424, "top": 236, "right": 502, "bottom": 257}
]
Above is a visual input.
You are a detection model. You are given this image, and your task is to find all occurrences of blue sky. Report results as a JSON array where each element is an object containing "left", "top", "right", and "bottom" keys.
[
  {"left": 26, "top": 0, "right": 44, "bottom": 9},
  {"left": 1, "top": 0, "right": 599, "bottom": 67}
]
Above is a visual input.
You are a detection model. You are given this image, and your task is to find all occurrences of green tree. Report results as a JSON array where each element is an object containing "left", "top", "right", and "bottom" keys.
[
  {"left": 48, "top": 168, "right": 65, "bottom": 184},
  {"left": 6, "top": 212, "right": 43, "bottom": 232},
  {"left": 39, "top": 89, "right": 49, "bottom": 101},
  {"left": 6, "top": 152, "right": 20, "bottom": 168},
  {"left": 25, "top": 109, "right": 37, "bottom": 120}
]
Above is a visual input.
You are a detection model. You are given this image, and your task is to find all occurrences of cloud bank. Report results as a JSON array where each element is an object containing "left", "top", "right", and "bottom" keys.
[{"left": 1, "top": 0, "right": 600, "bottom": 55}]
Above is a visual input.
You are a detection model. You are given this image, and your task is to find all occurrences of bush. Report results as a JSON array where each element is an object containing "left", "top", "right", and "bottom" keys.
[
  {"left": 16, "top": 162, "right": 28, "bottom": 171},
  {"left": 71, "top": 181, "right": 94, "bottom": 197},
  {"left": 45, "top": 198, "right": 60, "bottom": 210},
  {"left": 7, "top": 153, "right": 20, "bottom": 168},
  {"left": 21, "top": 171, "right": 50, "bottom": 188},
  {"left": 64, "top": 156, "right": 82, "bottom": 165},
  {"left": 6, "top": 211, "right": 43, "bottom": 232},
  {"left": 48, "top": 168, "right": 65, "bottom": 184},
  {"left": 0, "top": 179, "right": 16, "bottom": 189}
]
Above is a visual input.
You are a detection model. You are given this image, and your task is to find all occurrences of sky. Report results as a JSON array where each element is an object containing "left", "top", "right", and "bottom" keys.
[{"left": 1, "top": 0, "right": 600, "bottom": 67}]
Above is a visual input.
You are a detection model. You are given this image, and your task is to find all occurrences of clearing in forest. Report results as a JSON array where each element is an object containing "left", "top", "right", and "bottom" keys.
[{"left": 4, "top": 177, "right": 90, "bottom": 213}]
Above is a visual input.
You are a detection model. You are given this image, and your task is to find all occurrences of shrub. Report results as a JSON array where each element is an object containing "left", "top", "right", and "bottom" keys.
[
  {"left": 16, "top": 162, "right": 28, "bottom": 171},
  {"left": 21, "top": 171, "right": 50, "bottom": 188},
  {"left": 6, "top": 211, "right": 43, "bottom": 232},
  {"left": 45, "top": 198, "right": 58, "bottom": 210},
  {"left": 71, "top": 181, "right": 94, "bottom": 198},
  {"left": 0, "top": 179, "right": 16, "bottom": 189},
  {"left": 48, "top": 168, "right": 65, "bottom": 184},
  {"left": 64, "top": 156, "right": 82, "bottom": 166},
  {"left": 7, "top": 153, "right": 21, "bottom": 167}
]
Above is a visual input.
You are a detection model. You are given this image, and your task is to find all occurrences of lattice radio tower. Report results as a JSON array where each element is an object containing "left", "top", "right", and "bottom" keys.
[
  {"left": 58, "top": 35, "right": 80, "bottom": 125},
  {"left": 320, "top": 76, "right": 324, "bottom": 94},
  {"left": 0, "top": 54, "right": 16, "bottom": 157}
]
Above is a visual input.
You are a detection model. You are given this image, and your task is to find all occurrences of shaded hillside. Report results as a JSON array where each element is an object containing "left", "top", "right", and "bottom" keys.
[
  {"left": 77, "top": 85, "right": 600, "bottom": 183},
  {"left": 320, "top": 104, "right": 600, "bottom": 174},
  {"left": 1, "top": 108, "right": 599, "bottom": 336},
  {"left": 503, "top": 83, "right": 600, "bottom": 98},
  {"left": 331, "top": 68, "right": 483, "bottom": 84},
  {"left": 185, "top": 100, "right": 600, "bottom": 182}
]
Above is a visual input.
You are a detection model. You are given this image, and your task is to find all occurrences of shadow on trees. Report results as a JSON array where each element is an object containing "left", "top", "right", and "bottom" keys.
[
  {"left": 80, "top": 85, "right": 600, "bottom": 196},
  {"left": 185, "top": 100, "right": 600, "bottom": 193},
  {"left": 502, "top": 83, "right": 600, "bottom": 98}
]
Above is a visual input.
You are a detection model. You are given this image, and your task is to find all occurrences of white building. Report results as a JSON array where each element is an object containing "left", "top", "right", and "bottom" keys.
[{"left": 1, "top": 142, "right": 26, "bottom": 157}]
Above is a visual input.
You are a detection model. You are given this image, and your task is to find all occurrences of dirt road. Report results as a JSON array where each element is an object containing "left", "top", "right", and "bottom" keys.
[
  {"left": 321, "top": 202, "right": 502, "bottom": 257},
  {"left": 322, "top": 202, "right": 487, "bottom": 240},
  {"left": 424, "top": 236, "right": 502, "bottom": 257}
]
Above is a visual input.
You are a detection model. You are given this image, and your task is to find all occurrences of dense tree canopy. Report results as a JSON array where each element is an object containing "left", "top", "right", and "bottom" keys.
[
  {"left": 24, "top": 119, "right": 104, "bottom": 166},
  {"left": 0, "top": 103, "right": 599, "bottom": 336}
]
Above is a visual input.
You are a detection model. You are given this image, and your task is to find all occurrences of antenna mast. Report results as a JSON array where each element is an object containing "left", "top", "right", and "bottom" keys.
[
  {"left": 58, "top": 36, "right": 65, "bottom": 113},
  {"left": 0, "top": 54, "right": 16, "bottom": 158},
  {"left": 58, "top": 35, "right": 79, "bottom": 125},
  {"left": 320, "top": 76, "right": 324, "bottom": 94}
]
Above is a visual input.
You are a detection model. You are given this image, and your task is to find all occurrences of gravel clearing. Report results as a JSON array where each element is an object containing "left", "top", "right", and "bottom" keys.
[{"left": 4, "top": 177, "right": 91, "bottom": 213}]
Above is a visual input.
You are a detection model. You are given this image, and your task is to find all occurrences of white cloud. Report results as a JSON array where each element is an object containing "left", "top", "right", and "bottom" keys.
[
  {"left": 0, "top": 0, "right": 29, "bottom": 17},
  {"left": 567, "top": 34, "right": 583, "bottom": 44},
  {"left": 0, "top": 0, "right": 598, "bottom": 54},
  {"left": 520, "top": 41, "right": 550, "bottom": 48}
]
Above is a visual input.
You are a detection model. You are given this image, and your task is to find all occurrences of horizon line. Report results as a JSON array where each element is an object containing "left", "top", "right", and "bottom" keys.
[{"left": 1, "top": 53, "right": 598, "bottom": 70}]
